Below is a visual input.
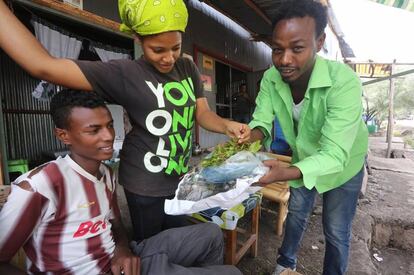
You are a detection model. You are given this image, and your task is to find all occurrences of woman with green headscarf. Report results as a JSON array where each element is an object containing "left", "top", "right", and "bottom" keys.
[{"left": 0, "top": 0, "right": 250, "bottom": 245}]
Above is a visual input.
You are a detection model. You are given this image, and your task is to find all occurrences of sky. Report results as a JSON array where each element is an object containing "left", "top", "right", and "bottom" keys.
[{"left": 330, "top": 0, "right": 414, "bottom": 62}]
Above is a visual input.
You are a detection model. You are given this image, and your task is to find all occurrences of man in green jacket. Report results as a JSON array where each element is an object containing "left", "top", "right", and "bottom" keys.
[{"left": 249, "top": 1, "right": 368, "bottom": 274}]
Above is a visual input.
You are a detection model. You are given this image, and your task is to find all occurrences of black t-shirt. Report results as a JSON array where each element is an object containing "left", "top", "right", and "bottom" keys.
[
  {"left": 75, "top": 57, "right": 205, "bottom": 196},
  {"left": 232, "top": 93, "right": 252, "bottom": 115}
]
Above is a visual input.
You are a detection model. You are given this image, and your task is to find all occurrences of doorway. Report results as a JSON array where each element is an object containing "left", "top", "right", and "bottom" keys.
[{"left": 215, "top": 61, "right": 247, "bottom": 120}]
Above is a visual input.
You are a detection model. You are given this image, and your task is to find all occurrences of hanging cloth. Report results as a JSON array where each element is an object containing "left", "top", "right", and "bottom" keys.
[{"left": 31, "top": 18, "right": 82, "bottom": 100}]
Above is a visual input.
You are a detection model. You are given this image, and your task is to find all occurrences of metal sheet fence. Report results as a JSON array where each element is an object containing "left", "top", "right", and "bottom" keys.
[{"left": 0, "top": 51, "right": 65, "bottom": 163}]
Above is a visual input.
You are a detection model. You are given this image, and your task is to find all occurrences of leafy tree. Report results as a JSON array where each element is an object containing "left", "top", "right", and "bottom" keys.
[{"left": 363, "top": 66, "right": 414, "bottom": 129}]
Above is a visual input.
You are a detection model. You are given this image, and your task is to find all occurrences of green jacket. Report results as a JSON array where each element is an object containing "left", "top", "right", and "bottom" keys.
[{"left": 250, "top": 56, "right": 368, "bottom": 193}]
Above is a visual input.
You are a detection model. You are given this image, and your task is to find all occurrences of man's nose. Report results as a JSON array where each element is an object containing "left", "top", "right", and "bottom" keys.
[{"left": 280, "top": 50, "right": 292, "bottom": 65}]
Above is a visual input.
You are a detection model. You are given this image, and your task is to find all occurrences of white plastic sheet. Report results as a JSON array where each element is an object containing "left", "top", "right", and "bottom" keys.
[{"left": 164, "top": 175, "right": 263, "bottom": 215}]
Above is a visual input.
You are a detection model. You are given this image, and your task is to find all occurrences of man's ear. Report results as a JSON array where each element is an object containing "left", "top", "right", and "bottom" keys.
[
  {"left": 54, "top": 127, "right": 71, "bottom": 146},
  {"left": 316, "top": 32, "right": 326, "bottom": 52}
]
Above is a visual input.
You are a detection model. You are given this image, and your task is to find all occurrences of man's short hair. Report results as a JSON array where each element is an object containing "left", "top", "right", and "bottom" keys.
[
  {"left": 272, "top": 0, "right": 328, "bottom": 38},
  {"left": 50, "top": 89, "right": 107, "bottom": 129}
]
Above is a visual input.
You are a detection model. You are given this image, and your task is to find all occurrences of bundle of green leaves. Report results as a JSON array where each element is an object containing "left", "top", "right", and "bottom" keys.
[{"left": 201, "top": 139, "right": 262, "bottom": 168}]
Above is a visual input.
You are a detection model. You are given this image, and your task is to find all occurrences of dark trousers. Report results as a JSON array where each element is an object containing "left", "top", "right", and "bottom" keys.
[{"left": 124, "top": 189, "right": 189, "bottom": 242}]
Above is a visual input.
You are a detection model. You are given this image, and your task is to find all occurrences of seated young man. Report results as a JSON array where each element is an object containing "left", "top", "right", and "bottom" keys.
[
  {"left": 0, "top": 90, "right": 138, "bottom": 275},
  {"left": 0, "top": 90, "right": 241, "bottom": 275}
]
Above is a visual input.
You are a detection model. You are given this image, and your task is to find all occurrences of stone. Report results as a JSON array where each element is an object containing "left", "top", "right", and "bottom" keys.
[
  {"left": 348, "top": 239, "right": 378, "bottom": 275},
  {"left": 360, "top": 165, "right": 368, "bottom": 198},
  {"left": 373, "top": 223, "right": 392, "bottom": 248},
  {"left": 312, "top": 205, "right": 323, "bottom": 215},
  {"left": 352, "top": 209, "right": 374, "bottom": 246},
  {"left": 395, "top": 228, "right": 414, "bottom": 251}
]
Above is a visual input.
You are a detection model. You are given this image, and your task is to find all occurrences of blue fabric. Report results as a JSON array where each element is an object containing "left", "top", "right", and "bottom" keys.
[
  {"left": 277, "top": 168, "right": 364, "bottom": 275},
  {"left": 271, "top": 117, "right": 290, "bottom": 155}
]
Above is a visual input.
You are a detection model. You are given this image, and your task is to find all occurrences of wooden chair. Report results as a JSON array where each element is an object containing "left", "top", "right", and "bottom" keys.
[{"left": 260, "top": 153, "right": 292, "bottom": 236}]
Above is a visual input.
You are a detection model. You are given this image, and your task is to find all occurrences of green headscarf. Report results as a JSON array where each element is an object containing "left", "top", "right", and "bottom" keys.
[{"left": 119, "top": 0, "right": 189, "bottom": 36}]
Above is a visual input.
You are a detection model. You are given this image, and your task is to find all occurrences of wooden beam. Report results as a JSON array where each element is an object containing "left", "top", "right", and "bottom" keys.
[
  {"left": 349, "top": 62, "right": 414, "bottom": 65},
  {"left": 325, "top": 0, "right": 355, "bottom": 58},
  {"left": 0, "top": 93, "right": 9, "bottom": 185},
  {"left": 243, "top": 0, "right": 272, "bottom": 25},
  {"left": 31, "top": 0, "right": 120, "bottom": 31},
  {"left": 362, "top": 68, "right": 414, "bottom": 86},
  {"left": 0, "top": 153, "right": 4, "bottom": 186},
  {"left": 14, "top": 0, "right": 131, "bottom": 38},
  {"left": 201, "top": 0, "right": 258, "bottom": 37}
]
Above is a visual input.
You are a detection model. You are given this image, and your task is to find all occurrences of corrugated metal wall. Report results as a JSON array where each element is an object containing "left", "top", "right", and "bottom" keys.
[
  {"left": 0, "top": 50, "right": 65, "bottom": 164},
  {"left": 185, "top": 0, "right": 272, "bottom": 71}
]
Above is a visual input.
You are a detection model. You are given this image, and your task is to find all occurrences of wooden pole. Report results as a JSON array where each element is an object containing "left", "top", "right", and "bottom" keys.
[
  {"left": 386, "top": 61, "right": 396, "bottom": 158},
  {"left": 0, "top": 86, "right": 8, "bottom": 185},
  {"left": 0, "top": 153, "right": 4, "bottom": 186}
]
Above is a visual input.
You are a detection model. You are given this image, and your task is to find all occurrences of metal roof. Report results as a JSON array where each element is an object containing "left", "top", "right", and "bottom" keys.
[
  {"left": 199, "top": 0, "right": 354, "bottom": 58},
  {"left": 200, "top": 0, "right": 279, "bottom": 39}
]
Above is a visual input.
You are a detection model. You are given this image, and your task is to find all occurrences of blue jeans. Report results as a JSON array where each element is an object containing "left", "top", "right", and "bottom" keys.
[{"left": 277, "top": 168, "right": 364, "bottom": 275}]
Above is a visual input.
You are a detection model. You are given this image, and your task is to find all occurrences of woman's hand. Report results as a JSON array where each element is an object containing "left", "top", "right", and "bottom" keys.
[{"left": 224, "top": 120, "right": 251, "bottom": 143}]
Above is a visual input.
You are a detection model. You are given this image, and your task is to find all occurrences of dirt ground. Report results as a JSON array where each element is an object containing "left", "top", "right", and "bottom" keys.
[{"left": 236, "top": 200, "right": 326, "bottom": 275}]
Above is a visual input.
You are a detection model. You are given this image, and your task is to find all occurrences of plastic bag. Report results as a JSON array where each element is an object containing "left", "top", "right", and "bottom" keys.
[
  {"left": 176, "top": 171, "right": 237, "bottom": 202},
  {"left": 201, "top": 151, "right": 270, "bottom": 183},
  {"left": 164, "top": 152, "right": 271, "bottom": 215}
]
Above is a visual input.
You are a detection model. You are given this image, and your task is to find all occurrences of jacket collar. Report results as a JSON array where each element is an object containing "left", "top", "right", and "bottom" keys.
[{"left": 307, "top": 55, "right": 332, "bottom": 89}]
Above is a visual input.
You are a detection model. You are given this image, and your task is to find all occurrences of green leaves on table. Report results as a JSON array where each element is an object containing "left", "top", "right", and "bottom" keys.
[{"left": 201, "top": 139, "right": 262, "bottom": 168}]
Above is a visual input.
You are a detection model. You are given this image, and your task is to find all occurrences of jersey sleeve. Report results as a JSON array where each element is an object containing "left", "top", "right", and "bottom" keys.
[
  {"left": 74, "top": 59, "right": 127, "bottom": 105},
  {"left": 0, "top": 183, "right": 49, "bottom": 261}
]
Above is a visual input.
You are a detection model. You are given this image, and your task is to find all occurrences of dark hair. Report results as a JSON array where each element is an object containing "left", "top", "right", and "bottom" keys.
[
  {"left": 272, "top": 0, "right": 327, "bottom": 38},
  {"left": 50, "top": 89, "right": 107, "bottom": 129}
]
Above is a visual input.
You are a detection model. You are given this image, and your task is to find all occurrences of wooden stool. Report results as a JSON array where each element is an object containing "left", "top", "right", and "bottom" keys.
[{"left": 261, "top": 182, "right": 290, "bottom": 236}]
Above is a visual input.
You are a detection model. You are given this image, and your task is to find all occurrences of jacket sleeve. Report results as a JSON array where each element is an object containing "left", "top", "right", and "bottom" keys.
[
  {"left": 293, "top": 74, "right": 364, "bottom": 190},
  {"left": 248, "top": 72, "right": 276, "bottom": 149}
]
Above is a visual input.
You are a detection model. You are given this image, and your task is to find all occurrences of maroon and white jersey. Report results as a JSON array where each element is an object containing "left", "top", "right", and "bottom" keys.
[{"left": 0, "top": 155, "right": 117, "bottom": 274}]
